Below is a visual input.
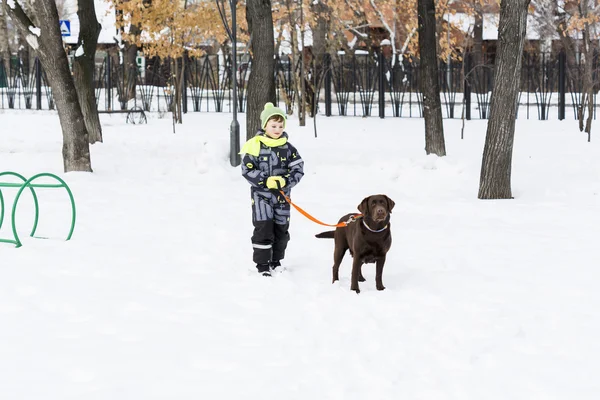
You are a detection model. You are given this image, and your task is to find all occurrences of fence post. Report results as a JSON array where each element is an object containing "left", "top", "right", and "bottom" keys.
[
  {"left": 464, "top": 53, "right": 472, "bottom": 121},
  {"left": 35, "top": 58, "right": 42, "bottom": 110},
  {"left": 324, "top": 53, "right": 332, "bottom": 117},
  {"left": 558, "top": 50, "right": 566, "bottom": 121},
  {"left": 378, "top": 50, "right": 385, "bottom": 118},
  {"left": 106, "top": 54, "right": 112, "bottom": 111}
]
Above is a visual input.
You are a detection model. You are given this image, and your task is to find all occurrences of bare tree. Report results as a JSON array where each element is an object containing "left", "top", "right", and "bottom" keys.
[
  {"left": 530, "top": 0, "right": 558, "bottom": 42},
  {"left": 112, "top": 0, "right": 142, "bottom": 103},
  {"left": 309, "top": 0, "right": 330, "bottom": 113},
  {"left": 310, "top": 0, "right": 329, "bottom": 57},
  {"left": 369, "top": 0, "right": 397, "bottom": 55},
  {"left": 73, "top": 0, "right": 103, "bottom": 144},
  {"left": 4, "top": 0, "right": 92, "bottom": 172},
  {"left": 478, "top": 0, "right": 530, "bottom": 200},
  {"left": 245, "top": 0, "right": 276, "bottom": 139},
  {"left": 123, "top": 23, "right": 141, "bottom": 103},
  {"left": 15, "top": 1, "right": 30, "bottom": 77},
  {"left": 472, "top": 1, "right": 484, "bottom": 69},
  {"left": 534, "top": 0, "right": 600, "bottom": 141},
  {"left": 0, "top": 4, "right": 10, "bottom": 75},
  {"left": 281, "top": 0, "right": 307, "bottom": 126},
  {"left": 571, "top": 1, "right": 597, "bottom": 141},
  {"left": 417, "top": 0, "right": 446, "bottom": 156}
]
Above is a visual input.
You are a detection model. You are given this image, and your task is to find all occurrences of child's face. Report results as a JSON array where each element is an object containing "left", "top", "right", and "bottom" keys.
[{"left": 264, "top": 118, "right": 284, "bottom": 139}]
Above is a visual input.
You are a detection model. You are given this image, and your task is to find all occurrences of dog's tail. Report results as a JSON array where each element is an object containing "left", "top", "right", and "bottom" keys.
[{"left": 315, "top": 230, "right": 335, "bottom": 239}]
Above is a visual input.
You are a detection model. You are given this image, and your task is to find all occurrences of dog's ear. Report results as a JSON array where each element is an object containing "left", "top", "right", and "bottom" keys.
[
  {"left": 385, "top": 196, "right": 395, "bottom": 212},
  {"left": 357, "top": 196, "right": 370, "bottom": 214}
]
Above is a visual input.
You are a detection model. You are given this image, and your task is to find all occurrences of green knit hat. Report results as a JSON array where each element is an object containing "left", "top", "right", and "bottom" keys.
[{"left": 260, "top": 102, "right": 286, "bottom": 129}]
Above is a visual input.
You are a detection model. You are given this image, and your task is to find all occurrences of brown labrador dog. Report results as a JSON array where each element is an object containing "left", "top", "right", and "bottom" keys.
[{"left": 315, "top": 195, "right": 395, "bottom": 293}]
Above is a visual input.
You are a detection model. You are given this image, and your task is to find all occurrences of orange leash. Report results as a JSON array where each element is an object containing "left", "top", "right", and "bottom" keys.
[{"left": 278, "top": 190, "right": 362, "bottom": 228}]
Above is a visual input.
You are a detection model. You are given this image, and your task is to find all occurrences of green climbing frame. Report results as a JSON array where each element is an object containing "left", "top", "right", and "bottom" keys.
[{"left": 0, "top": 172, "right": 76, "bottom": 248}]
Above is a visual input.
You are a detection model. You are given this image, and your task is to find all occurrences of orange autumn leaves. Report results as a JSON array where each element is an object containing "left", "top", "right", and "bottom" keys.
[{"left": 110, "top": 0, "right": 505, "bottom": 60}]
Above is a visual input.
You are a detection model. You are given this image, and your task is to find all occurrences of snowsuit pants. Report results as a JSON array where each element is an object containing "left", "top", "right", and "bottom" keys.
[{"left": 251, "top": 191, "right": 290, "bottom": 264}]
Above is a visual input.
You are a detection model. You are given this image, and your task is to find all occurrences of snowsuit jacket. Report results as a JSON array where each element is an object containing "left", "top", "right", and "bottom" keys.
[{"left": 241, "top": 131, "right": 304, "bottom": 196}]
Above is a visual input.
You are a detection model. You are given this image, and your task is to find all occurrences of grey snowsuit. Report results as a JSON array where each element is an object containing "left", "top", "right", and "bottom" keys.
[{"left": 241, "top": 131, "right": 304, "bottom": 264}]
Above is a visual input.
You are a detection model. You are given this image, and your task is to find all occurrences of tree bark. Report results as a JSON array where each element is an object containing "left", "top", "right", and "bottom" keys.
[
  {"left": 417, "top": 0, "right": 446, "bottom": 156},
  {"left": 4, "top": 0, "right": 92, "bottom": 172},
  {"left": 172, "top": 56, "right": 185, "bottom": 124},
  {"left": 581, "top": 28, "right": 593, "bottom": 140},
  {"left": 478, "top": 0, "right": 530, "bottom": 200},
  {"left": 246, "top": 0, "right": 276, "bottom": 140},
  {"left": 73, "top": 0, "right": 103, "bottom": 144},
  {"left": 125, "top": 23, "right": 141, "bottom": 102},
  {"left": 0, "top": 5, "right": 10, "bottom": 75},
  {"left": 310, "top": 0, "right": 328, "bottom": 111},
  {"left": 17, "top": 23, "right": 30, "bottom": 76},
  {"left": 578, "top": 1, "right": 594, "bottom": 141},
  {"left": 310, "top": 1, "right": 328, "bottom": 58}
]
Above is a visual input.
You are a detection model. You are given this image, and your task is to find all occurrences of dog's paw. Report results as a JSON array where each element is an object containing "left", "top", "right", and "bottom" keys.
[
  {"left": 351, "top": 285, "right": 360, "bottom": 294},
  {"left": 376, "top": 285, "right": 386, "bottom": 291},
  {"left": 358, "top": 276, "right": 366, "bottom": 282}
]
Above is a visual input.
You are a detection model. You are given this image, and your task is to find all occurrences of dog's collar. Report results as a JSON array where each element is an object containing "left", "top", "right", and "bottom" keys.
[{"left": 362, "top": 219, "right": 389, "bottom": 233}]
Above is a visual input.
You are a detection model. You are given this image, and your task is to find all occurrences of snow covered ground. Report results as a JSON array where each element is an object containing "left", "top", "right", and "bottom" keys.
[{"left": 1, "top": 109, "right": 599, "bottom": 399}]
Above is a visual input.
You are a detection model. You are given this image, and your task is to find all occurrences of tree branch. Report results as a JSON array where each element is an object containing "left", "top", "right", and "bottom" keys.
[
  {"left": 369, "top": 0, "right": 396, "bottom": 54},
  {"left": 399, "top": 26, "right": 417, "bottom": 56},
  {"left": 215, "top": 0, "right": 233, "bottom": 41},
  {"left": 2, "top": 0, "right": 37, "bottom": 32}
]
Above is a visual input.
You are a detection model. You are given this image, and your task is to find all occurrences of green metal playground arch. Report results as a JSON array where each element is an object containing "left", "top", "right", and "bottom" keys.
[{"left": 0, "top": 172, "right": 76, "bottom": 248}]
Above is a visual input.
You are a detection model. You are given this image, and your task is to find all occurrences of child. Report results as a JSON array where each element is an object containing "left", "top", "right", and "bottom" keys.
[{"left": 241, "top": 102, "right": 304, "bottom": 276}]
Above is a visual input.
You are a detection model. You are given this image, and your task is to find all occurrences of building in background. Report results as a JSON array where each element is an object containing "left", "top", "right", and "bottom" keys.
[{"left": 60, "top": 0, "right": 118, "bottom": 47}]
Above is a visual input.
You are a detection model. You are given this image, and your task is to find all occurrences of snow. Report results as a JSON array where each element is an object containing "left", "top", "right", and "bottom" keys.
[
  {"left": 28, "top": 26, "right": 41, "bottom": 37},
  {"left": 75, "top": 44, "right": 85, "bottom": 57},
  {"left": 1, "top": 109, "right": 600, "bottom": 399},
  {"left": 24, "top": 34, "right": 39, "bottom": 50}
]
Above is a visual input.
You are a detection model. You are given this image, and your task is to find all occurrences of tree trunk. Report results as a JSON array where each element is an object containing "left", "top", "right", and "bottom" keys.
[
  {"left": 310, "top": 0, "right": 328, "bottom": 116},
  {"left": 299, "top": 2, "right": 306, "bottom": 126},
  {"left": 73, "top": 0, "right": 103, "bottom": 144},
  {"left": 478, "top": 0, "right": 530, "bottom": 200},
  {"left": 17, "top": 25, "right": 30, "bottom": 77},
  {"left": 172, "top": 57, "right": 184, "bottom": 124},
  {"left": 580, "top": 2, "right": 594, "bottom": 142},
  {"left": 472, "top": 3, "right": 484, "bottom": 93},
  {"left": 417, "top": 0, "right": 446, "bottom": 156},
  {"left": 4, "top": 0, "right": 92, "bottom": 172},
  {"left": 580, "top": 46, "right": 593, "bottom": 138},
  {"left": 285, "top": 0, "right": 305, "bottom": 123},
  {"left": 0, "top": 5, "right": 10, "bottom": 75},
  {"left": 310, "top": 1, "right": 328, "bottom": 57},
  {"left": 246, "top": 0, "right": 276, "bottom": 140},
  {"left": 125, "top": 23, "right": 141, "bottom": 102}
]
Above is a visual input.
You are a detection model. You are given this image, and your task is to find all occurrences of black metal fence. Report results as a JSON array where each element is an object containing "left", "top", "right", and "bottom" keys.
[{"left": 0, "top": 51, "right": 597, "bottom": 120}]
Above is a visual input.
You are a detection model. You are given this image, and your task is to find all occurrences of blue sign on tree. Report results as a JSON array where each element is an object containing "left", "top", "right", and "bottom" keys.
[{"left": 59, "top": 20, "right": 71, "bottom": 37}]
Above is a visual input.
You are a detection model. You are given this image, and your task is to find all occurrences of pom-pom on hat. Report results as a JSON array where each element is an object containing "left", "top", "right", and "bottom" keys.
[{"left": 260, "top": 102, "right": 286, "bottom": 129}]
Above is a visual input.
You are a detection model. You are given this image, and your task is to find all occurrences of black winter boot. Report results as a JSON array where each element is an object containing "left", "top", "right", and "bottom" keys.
[
  {"left": 270, "top": 260, "right": 281, "bottom": 271},
  {"left": 256, "top": 263, "right": 271, "bottom": 277}
]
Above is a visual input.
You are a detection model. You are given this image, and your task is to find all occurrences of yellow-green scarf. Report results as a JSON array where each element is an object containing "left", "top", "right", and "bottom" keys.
[{"left": 239, "top": 135, "right": 287, "bottom": 156}]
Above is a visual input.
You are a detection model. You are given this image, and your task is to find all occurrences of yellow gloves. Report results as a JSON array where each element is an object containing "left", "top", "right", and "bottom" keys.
[{"left": 266, "top": 176, "right": 286, "bottom": 189}]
